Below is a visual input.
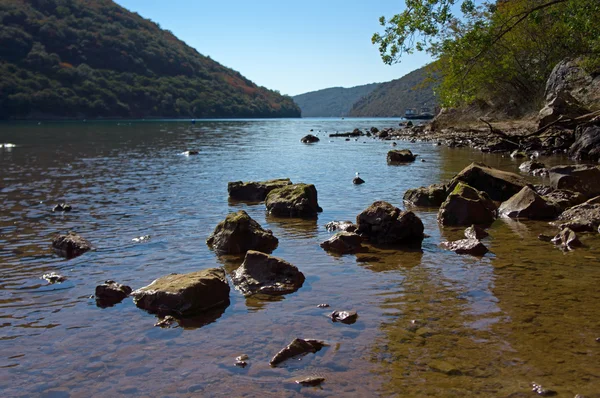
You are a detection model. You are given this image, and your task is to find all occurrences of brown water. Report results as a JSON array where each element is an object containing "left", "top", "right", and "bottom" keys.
[{"left": 0, "top": 119, "right": 599, "bottom": 397}]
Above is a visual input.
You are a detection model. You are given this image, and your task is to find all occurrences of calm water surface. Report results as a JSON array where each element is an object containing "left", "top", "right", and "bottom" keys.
[{"left": 0, "top": 119, "right": 599, "bottom": 397}]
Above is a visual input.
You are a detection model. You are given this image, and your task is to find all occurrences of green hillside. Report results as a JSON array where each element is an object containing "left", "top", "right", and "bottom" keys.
[
  {"left": 0, "top": 0, "right": 300, "bottom": 119},
  {"left": 292, "top": 83, "right": 380, "bottom": 117},
  {"left": 349, "top": 65, "right": 438, "bottom": 117}
]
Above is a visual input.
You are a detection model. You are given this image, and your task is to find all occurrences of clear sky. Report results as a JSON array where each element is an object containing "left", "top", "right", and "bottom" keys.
[{"left": 115, "top": 0, "right": 433, "bottom": 96}]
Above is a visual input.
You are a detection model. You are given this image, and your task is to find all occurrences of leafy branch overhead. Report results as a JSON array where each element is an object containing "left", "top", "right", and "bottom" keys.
[{"left": 373, "top": 0, "right": 600, "bottom": 109}]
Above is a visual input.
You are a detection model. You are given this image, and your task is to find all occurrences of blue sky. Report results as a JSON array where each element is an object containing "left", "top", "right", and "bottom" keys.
[{"left": 116, "top": 0, "right": 433, "bottom": 96}]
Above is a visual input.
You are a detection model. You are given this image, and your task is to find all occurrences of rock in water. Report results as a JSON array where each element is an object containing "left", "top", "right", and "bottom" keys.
[
  {"left": 300, "top": 134, "right": 320, "bottom": 143},
  {"left": 464, "top": 225, "right": 489, "bottom": 240},
  {"left": 519, "top": 160, "right": 546, "bottom": 174},
  {"left": 353, "top": 176, "right": 365, "bottom": 185},
  {"left": 555, "top": 196, "right": 600, "bottom": 231},
  {"left": 440, "top": 239, "right": 489, "bottom": 256},
  {"left": 447, "top": 162, "right": 527, "bottom": 202},
  {"left": 403, "top": 184, "right": 448, "bottom": 207},
  {"left": 320, "top": 232, "right": 364, "bottom": 254},
  {"left": 206, "top": 210, "right": 278, "bottom": 255},
  {"left": 51, "top": 232, "right": 92, "bottom": 258},
  {"left": 42, "top": 272, "right": 66, "bottom": 283},
  {"left": 498, "top": 186, "right": 560, "bottom": 220},
  {"left": 265, "top": 183, "right": 323, "bottom": 217},
  {"left": 438, "top": 183, "right": 497, "bottom": 226},
  {"left": 95, "top": 280, "right": 132, "bottom": 307},
  {"left": 551, "top": 227, "right": 582, "bottom": 250},
  {"left": 232, "top": 250, "right": 305, "bottom": 296},
  {"left": 324, "top": 220, "right": 357, "bottom": 232},
  {"left": 387, "top": 149, "right": 416, "bottom": 163},
  {"left": 227, "top": 178, "right": 292, "bottom": 202},
  {"left": 270, "top": 338, "right": 326, "bottom": 366},
  {"left": 132, "top": 268, "right": 230, "bottom": 316},
  {"left": 52, "top": 203, "right": 72, "bottom": 212},
  {"left": 295, "top": 376, "right": 325, "bottom": 387},
  {"left": 330, "top": 310, "right": 358, "bottom": 324},
  {"left": 543, "top": 189, "right": 587, "bottom": 212},
  {"left": 356, "top": 201, "right": 424, "bottom": 246},
  {"left": 548, "top": 164, "right": 600, "bottom": 198}
]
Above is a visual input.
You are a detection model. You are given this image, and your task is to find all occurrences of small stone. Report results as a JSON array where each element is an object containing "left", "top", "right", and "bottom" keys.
[
  {"left": 234, "top": 360, "right": 248, "bottom": 368},
  {"left": 42, "top": 272, "right": 66, "bottom": 284},
  {"left": 154, "top": 315, "right": 177, "bottom": 328},
  {"left": 353, "top": 176, "right": 365, "bottom": 185},
  {"left": 95, "top": 280, "right": 133, "bottom": 307},
  {"left": 595, "top": 337, "right": 600, "bottom": 342},
  {"left": 295, "top": 376, "right": 325, "bottom": 386},
  {"left": 236, "top": 354, "right": 249, "bottom": 361},
  {"left": 270, "top": 338, "right": 327, "bottom": 366},
  {"left": 317, "top": 303, "right": 330, "bottom": 308},
  {"left": 330, "top": 310, "right": 358, "bottom": 324},
  {"left": 132, "top": 235, "right": 150, "bottom": 242},
  {"left": 52, "top": 203, "right": 72, "bottom": 212},
  {"left": 531, "top": 382, "right": 557, "bottom": 396},
  {"left": 183, "top": 150, "right": 199, "bottom": 156}
]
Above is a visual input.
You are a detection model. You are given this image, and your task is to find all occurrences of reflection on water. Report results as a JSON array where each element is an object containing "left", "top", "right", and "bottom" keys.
[{"left": 0, "top": 119, "right": 599, "bottom": 396}]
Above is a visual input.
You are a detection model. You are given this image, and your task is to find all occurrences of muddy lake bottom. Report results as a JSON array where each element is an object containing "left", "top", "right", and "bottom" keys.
[{"left": 0, "top": 119, "right": 599, "bottom": 397}]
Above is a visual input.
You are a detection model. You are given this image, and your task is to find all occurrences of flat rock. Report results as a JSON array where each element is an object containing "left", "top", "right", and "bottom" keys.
[
  {"left": 96, "top": 280, "right": 132, "bottom": 307},
  {"left": 270, "top": 338, "right": 326, "bottom": 366},
  {"left": 232, "top": 250, "right": 305, "bottom": 296},
  {"left": 555, "top": 196, "right": 600, "bottom": 231},
  {"left": 447, "top": 162, "right": 528, "bottom": 202},
  {"left": 330, "top": 310, "right": 358, "bottom": 324},
  {"left": 132, "top": 268, "right": 230, "bottom": 316},
  {"left": 464, "top": 225, "right": 489, "bottom": 240},
  {"left": 294, "top": 375, "right": 325, "bottom": 387},
  {"left": 265, "top": 183, "right": 323, "bottom": 217},
  {"left": 51, "top": 232, "right": 92, "bottom": 259},
  {"left": 387, "top": 149, "right": 416, "bottom": 163},
  {"left": 498, "top": 186, "right": 560, "bottom": 220},
  {"left": 548, "top": 164, "right": 600, "bottom": 197},
  {"left": 356, "top": 201, "right": 424, "bottom": 246},
  {"left": 438, "top": 183, "right": 497, "bottom": 226},
  {"left": 320, "top": 232, "right": 364, "bottom": 254},
  {"left": 440, "top": 239, "right": 488, "bottom": 256},
  {"left": 403, "top": 184, "right": 447, "bottom": 207},
  {"left": 206, "top": 210, "right": 278, "bottom": 255},
  {"left": 228, "top": 178, "right": 292, "bottom": 201}
]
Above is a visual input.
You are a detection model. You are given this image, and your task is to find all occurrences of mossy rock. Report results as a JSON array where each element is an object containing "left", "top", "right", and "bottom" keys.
[
  {"left": 228, "top": 178, "right": 292, "bottom": 201},
  {"left": 448, "top": 162, "right": 527, "bottom": 202},
  {"left": 438, "top": 182, "right": 497, "bottom": 226},
  {"left": 265, "top": 183, "right": 323, "bottom": 217},
  {"left": 207, "top": 210, "right": 278, "bottom": 255}
]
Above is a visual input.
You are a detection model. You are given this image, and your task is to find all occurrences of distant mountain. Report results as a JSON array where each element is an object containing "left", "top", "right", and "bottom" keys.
[
  {"left": 292, "top": 83, "right": 380, "bottom": 117},
  {"left": 349, "top": 65, "right": 438, "bottom": 117},
  {"left": 0, "top": 0, "right": 300, "bottom": 119}
]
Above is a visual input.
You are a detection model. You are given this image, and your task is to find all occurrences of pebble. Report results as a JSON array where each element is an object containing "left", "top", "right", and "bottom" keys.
[{"left": 531, "top": 382, "right": 557, "bottom": 396}]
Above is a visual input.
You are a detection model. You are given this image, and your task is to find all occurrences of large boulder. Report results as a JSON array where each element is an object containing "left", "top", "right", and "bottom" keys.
[
  {"left": 265, "top": 183, "right": 323, "bottom": 217},
  {"left": 206, "top": 210, "right": 278, "bottom": 255},
  {"left": 568, "top": 123, "right": 600, "bottom": 162},
  {"left": 438, "top": 183, "right": 497, "bottom": 226},
  {"left": 555, "top": 196, "right": 600, "bottom": 231},
  {"left": 547, "top": 164, "right": 600, "bottom": 197},
  {"left": 544, "top": 58, "right": 600, "bottom": 110},
  {"left": 132, "top": 268, "right": 230, "bottom": 316},
  {"left": 447, "top": 162, "right": 528, "bottom": 202},
  {"left": 228, "top": 178, "right": 292, "bottom": 202},
  {"left": 387, "top": 149, "right": 416, "bottom": 163},
  {"left": 232, "top": 250, "right": 305, "bottom": 296},
  {"left": 498, "top": 186, "right": 560, "bottom": 220},
  {"left": 537, "top": 91, "right": 589, "bottom": 128},
  {"left": 51, "top": 232, "right": 92, "bottom": 258},
  {"left": 356, "top": 201, "right": 424, "bottom": 245},
  {"left": 320, "top": 231, "right": 364, "bottom": 254},
  {"left": 403, "top": 184, "right": 448, "bottom": 207}
]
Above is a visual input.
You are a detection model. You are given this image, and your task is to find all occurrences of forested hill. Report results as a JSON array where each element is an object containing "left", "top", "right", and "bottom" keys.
[
  {"left": 349, "top": 65, "right": 438, "bottom": 117},
  {"left": 0, "top": 0, "right": 300, "bottom": 119},
  {"left": 292, "top": 83, "right": 380, "bottom": 117}
]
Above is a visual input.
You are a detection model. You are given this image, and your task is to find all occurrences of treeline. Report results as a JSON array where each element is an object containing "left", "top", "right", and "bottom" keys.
[{"left": 0, "top": 0, "right": 300, "bottom": 119}]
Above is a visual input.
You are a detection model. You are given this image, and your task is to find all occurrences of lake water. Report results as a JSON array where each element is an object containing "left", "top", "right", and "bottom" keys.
[{"left": 1, "top": 119, "right": 599, "bottom": 397}]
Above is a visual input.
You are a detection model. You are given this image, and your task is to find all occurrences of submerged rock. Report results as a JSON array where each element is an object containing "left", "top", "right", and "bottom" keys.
[
  {"left": 356, "top": 201, "right": 424, "bottom": 246},
  {"left": 324, "top": 220, "right": 357, "bottom": 232},
  {"left": 265, "top": 183, "right": 323, "bottom": 217},
  {"left": 447, "top": 162, "right": 528, "bottom": 202},
  {"left": 464, "top": 225, "right": 489, "bottom": 240},
  {"left": 440, "top": 239, "right": 488, "bottom": 256},
  {"left": 206, "top": 210, "right": 278, "bottom": 255},
  {"left": 132, "top": 268, "right": 230, "bottom": 316},
  {"left": 228, "top": 178, "right": 292, "bottom": 202},
  {"left": 548, "top": 164, "right": 600, "bottom": 198},
  {"left": 42, "top": 272, "right": 66, "bottom": 284},
  {"left": 95, "top": 280, "right": 132, "bottom": 307},
  {"left": 387, "top": 149, "right": 417, "bottom": 163},
  {"left": 498, "top": 186, "right": 560, "bottom": 220},
  {"left": 301, "top": 134, "right": 320, "bottom": 143},
  {"left": 232, "top": 250, "right": 305, "bottom": 296},
  {"left": 51, "top": 232, "right": 92, "bottom": 259},
  {"left": 555, "top": 196, "right": 600, "bottom": 231},
  {"left": 294, "top": 375, "right": 325, "bottom": 387},
  {"left": 320, "top": 232, "right": 364, "bottom": 254},
  {"left": 330, "top": 310, "right": 358, "bottom": 324},
  {"left": 403, "top": 184, "right": 447, "bottom": 207},
  {"left": 270, "top": 338, "right": 327, "bottom": 366},
  {"left": 438, "top": 183, "right": 497, "bottom": 226}
]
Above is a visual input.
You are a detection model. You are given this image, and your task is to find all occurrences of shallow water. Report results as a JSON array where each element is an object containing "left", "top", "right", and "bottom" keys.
[{"left": 0, "top": 119, "right": 599, "bottom": 397}]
